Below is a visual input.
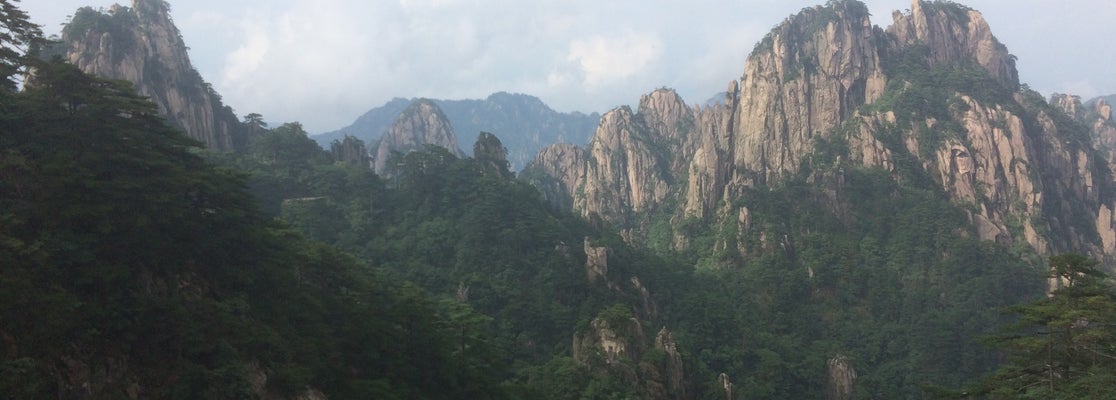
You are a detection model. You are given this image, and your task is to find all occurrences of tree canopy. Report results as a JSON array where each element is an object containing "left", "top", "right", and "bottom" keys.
[{"left": 976, "top": 254, "right": 1116, "bottom": 399}]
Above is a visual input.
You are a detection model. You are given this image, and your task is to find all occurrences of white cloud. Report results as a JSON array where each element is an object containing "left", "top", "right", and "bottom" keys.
[
  {"left": 26, "top": 0, "right": 1116, "bottom": 132},
  {"left": 222, "top": 21, "right": 269, "bottom": 85},
  {"left": 566, "top": 33, "right": 661, "bottom": 89},
  {"left": 398, "top": 0, "right": 461, "bottom": 10}
]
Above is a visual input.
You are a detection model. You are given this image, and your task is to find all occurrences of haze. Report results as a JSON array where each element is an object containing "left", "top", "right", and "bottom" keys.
[{"left": 24, "top": 0, "right": 1116, "bottom": 133}]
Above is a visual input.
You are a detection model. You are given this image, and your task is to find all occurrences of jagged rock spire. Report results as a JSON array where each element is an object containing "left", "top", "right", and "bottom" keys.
[{"left": 60, "top": 0, "right": 245, "bottom": 150}]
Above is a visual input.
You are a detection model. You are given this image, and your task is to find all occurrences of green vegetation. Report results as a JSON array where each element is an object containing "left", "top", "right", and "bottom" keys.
[
  {"left": 0, "top": 49, "right": 517, "bottom": 398},
  {"left": 214, "top": 130, "right": 693, "bottom": 397},
  {"left": 63, "top": 6, "right": 140, "bottom": 60},
  {"left": 5, "top": 0, "right": 1112, "bottom": 398},
  {"left": 668, "top": 165, "right": 1045, "bottom": 398},
  {"left": 751, "top": 0, "right": 870, "bottom": 69},
  {"left": 873, "top": 44, "right": 1014, "bottom": 124},
  {"left": 975, "top": 254, "right": 1116, "bottom": 399},
  {"left": 918, "top": 1, "right": 974, "bottom": 24}
]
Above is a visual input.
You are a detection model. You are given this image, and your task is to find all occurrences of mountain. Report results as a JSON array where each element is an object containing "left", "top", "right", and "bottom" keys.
[
  {"left": 527, "top": 0, "right": 1116, "bottom": 268},
  {"left": 315, "top": 97, "right": 412, "bottom": 150},
  {"left": 12, "top": 0, "right": 1116, "bottom": 398},
  {"left": 1056, "top": 93, "right": 1116, "bottom": 191},
  {"left": 4, "top": 57, "right": 510, "bottom": 399},
  {"left": 316, "top": 92, "right": 601, "bottom": 171},
  {"left": 518, "top": 1, "right": 1116, "bottom": 395},
  {"left": 50, "top": 0, "right": 247, "bottom": 150},
  {"left": 1089, "top": 94, "right": 1116, "bottom": 107},
  {"left": 372, "top": 99, "right": 465, "bottom": 176}
]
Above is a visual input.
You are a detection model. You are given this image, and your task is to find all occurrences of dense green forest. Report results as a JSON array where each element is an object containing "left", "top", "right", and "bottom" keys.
[
  {"left": 0, "top": 50, "right": 519, "bottom": 400},
  {"left": 4, "top": 0, "right": 1116, "bottom": 398}
]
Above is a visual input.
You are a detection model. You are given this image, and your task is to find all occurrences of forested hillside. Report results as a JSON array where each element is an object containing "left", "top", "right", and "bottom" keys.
[
  {"left": 0, "top": 56, "right": 527, "bottom": 399},
  {"left": 5, "top": 0, "right": 1116, "bottom": 399}
]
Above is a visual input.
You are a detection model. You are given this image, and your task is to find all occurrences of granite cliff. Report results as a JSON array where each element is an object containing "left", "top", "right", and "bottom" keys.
[
  {"left": 373, "top": 99, "right": 465, "bottom": 176},
  {"left": 56, "top": 0, "right": 246, "bottom": 150},
  {"left": 527, "top": 0, "right": 1116, "bottom": 266}
]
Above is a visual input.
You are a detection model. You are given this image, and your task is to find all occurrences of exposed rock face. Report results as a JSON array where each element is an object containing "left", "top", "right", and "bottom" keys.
[
  {"left": 330, "top": 135, "right": 370, "bottom": 167},
  {"left": 584, "top": 237, "right": 610, "bottom": 287},
  {"left": 887, "top": 0, "right": 1018, "bottom": 89},
  {"left": 1062, "top": 94, "right": 1116, "bottom": 172},
  {"left": 577, "top": 105, "right": 674, "bottom": 223},
  {"left": 826, "top": 355, "right": 857, "bottom": 400},
  {"left": 1055, "top": 95, "right": 1116, "bottom": 255},
  {"left": 472, "top": 131, "right": 513, "bottom": 177},
  {"left": 730, "top": 0, "right": 886, "bottom": 184},
  {"left": 526, "top": 0, "right": 1116, "bottom": 266},
  {"left": 940, "top": 96, "right": 1043, "bottom": 247},
  {"left": 521, "top": 143, "right": 587, "bottom": 210},
  {"left": 373, "top": 99, "right": 465, "bottom": 176},
  {"left": 573, "top": 314, "right": 645, "bottom": 366},
  {"left": 684, "top": 83, "right": 738, "bottom": 220},
  {"left": 1052, "top": 93, "right": 1088, "bottom": 121},
  {"left": 653, "top": 327, "right": 686, "bottom": 400},
  {"left": 572, "top": 307, "right": 689, "bottom": 400},
  {"left": 717, "top": 373, "right": 734, "bottom": 400},
  {"left": 526, "top": 88, "right": 691, "bottom": 227},
  {"left": 60, "top": 0, "right": 245, "bottom": 150}
]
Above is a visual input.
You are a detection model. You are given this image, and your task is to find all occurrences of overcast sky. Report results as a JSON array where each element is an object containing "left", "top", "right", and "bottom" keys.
[{"left": 23, "top": 0, "right": 1116, "bottom": 133}]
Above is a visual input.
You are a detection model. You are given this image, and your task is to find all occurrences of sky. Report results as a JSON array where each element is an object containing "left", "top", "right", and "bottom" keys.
[{"left": 22, "top": 0, "right": 1116, "bottom": 134}]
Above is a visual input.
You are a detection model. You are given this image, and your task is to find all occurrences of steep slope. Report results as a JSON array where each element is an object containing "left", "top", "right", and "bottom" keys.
[
  {"left": 317, "top": 92, "right": 600, "bottom": 170},
  {"left": 314, "top": 97, "right": 411, "bottom": 149},
  {"left": 886, "top": 0, "right": 1018, "bottom": 89},
  {"left": 220, "top": 126, "right": 700, "bottom": 399},
  {"left": 1092, "top": 94, "right": 1116, "bottom": 109},
  {"left": 373, "top": 99, "right": 465, "bottom": 176},
  {"left": 528, "top": 0, "right": 1116, "bottom": 266},
  {"left": 3, "top": 59, "right": 496, "bottom": 399},
  {"left": 521, "top": 143, "right": 588, "bottom": 211},
  {"left": 56, "top": 0, "right": 246, "bottom": 150},
  {"left": 521, "top": 2, "right": 1105, "bottom": 395}
]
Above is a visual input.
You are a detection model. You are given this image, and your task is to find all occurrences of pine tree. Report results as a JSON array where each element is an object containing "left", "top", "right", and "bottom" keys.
[{"left": 977, "top": 254, "right": 1116, "bottom": 399}]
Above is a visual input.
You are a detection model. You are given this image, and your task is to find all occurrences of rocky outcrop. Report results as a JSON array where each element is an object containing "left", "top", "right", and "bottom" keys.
[
  {"left": 576, "top": 105, "right": 674, "bottom": 223},
  {"left": 683, "top": 84, "right": 738, "bottom": 220},
  {"left": 1061, "top": 94, "right": 1116, "bottom": 172},
  {"left": 1052, "top": 93, "right": 1088, "bottom": 121},
  {"left": 652, "top": 327, "right": 686, "bottom": 400},
  {"left": 826, "top": 355, "right": 857, "bottom": 400},
  {"left": 584, "top": 237, "right": 610, "bottom": 287},
  {"left": 729, "top": 0, "right": 886, "bottom": 185},
  {"left": 521, "top": 143, "right": 587, "bottom": 210},
  {"left": 887, "top": 0, "right": 1018, "bottom": 89},
  {"left": 572, "top": 306, "right": 690, "bottom": 400},
  {"left": 526, "top": 0, "right": 1116, "bottom": 266},
  {"left": 330, "top": 135, "right": 370, "bottom": 167},
  {"left": 525, "top": 89, "right": 692, "bottom": 227},
  {"left": 472, "top": 131, "right": 513, "bottom": 177},
  {"left": 373, "top": 99, "right": 464, "bottom": 176},
  {"left": 1055, "top": 94, "right": 1116, "bottom": 255},
  {"left": 573, "top": 312, "right": 645, "bottom": 367},
  {"left": 717, "top": 373, "right": 735, "bottom": 400},
  {"left": 59, "top": 0, "right": 245, "bottom": 150}
]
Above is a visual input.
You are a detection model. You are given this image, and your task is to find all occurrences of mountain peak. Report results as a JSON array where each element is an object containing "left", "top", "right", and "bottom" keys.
[
  {"left": 373, "top": 99, "right": 464, "bottom": 176},
  {"left": 132, "top": 0, "right": 170, "bottom": 16},
  {"left": 58, "top": 0, "right": 245, "bottom": 150},
  {"left": 887, "top": 0, "right": 1018, "bottom": 89}
]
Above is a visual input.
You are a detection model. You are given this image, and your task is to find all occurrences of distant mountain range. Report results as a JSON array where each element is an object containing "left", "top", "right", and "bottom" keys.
[
  {"left": 1090, "top": 94, "right": 1116, "bottom": 107},
  {"left": 314, "top": 92, "right": 601, "bottom": 171}
]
